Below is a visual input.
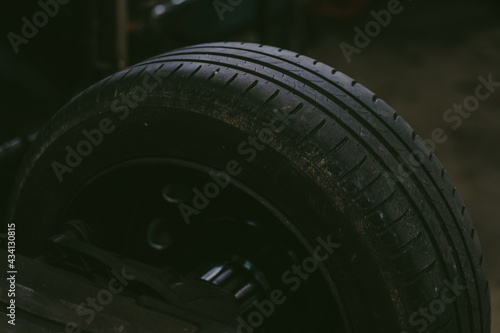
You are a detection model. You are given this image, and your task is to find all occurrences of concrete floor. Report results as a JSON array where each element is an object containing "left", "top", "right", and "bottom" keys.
[{"left": 305, "top": 2, "right": 500, "bottom": 331}]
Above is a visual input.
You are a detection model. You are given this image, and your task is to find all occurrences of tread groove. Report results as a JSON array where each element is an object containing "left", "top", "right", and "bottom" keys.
[{"left": 338, "top": 156, "right": 368, "bottom": 182}]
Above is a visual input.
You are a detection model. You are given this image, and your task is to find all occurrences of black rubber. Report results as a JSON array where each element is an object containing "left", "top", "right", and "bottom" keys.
[{"left": 8, "top": 42, "right": 490, "bottom": 333}]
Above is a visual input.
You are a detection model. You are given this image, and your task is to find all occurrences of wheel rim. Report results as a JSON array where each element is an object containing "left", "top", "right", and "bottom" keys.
[{"left": 55, "top": 158, "right": 348, "bottom": 332}]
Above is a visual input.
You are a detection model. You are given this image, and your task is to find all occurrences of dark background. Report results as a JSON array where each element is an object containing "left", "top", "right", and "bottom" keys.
[{"left": 0, "top": 0, "right": 498, "bottom": 330}]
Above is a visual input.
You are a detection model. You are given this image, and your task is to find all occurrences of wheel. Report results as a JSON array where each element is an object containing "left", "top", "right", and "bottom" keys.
[{"left": 7, "top": 42, "right": 490, "bottom": 332}]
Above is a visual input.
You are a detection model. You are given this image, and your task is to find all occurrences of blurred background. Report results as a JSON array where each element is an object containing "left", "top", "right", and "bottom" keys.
[{"left": 0, "top": 0, "right": 498, "bottom": 330}]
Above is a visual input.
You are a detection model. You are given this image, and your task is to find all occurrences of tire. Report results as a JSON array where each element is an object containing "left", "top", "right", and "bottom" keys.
[{"left": 8, "top": 42, "right": 490, "bottom": 333}]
